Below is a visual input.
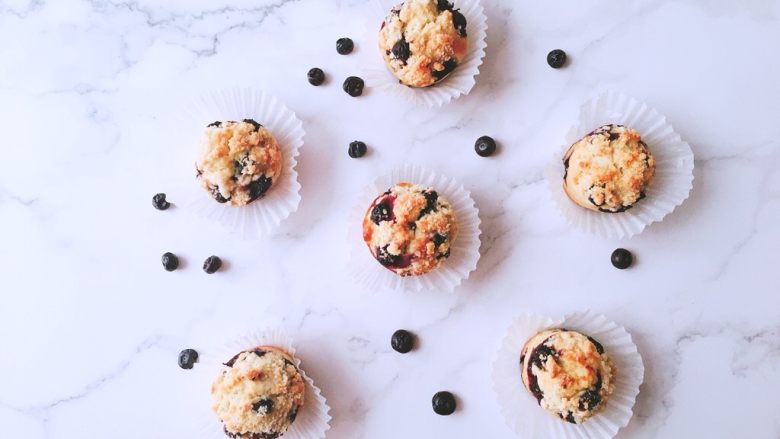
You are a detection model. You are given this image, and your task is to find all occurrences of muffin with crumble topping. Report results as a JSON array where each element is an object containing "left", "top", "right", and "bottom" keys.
[
  {"left": 520, "top": 329, "right": 615, "bottom": 424},
  {"left": 378, "top": 0, "right": 468, "bottom": 88},
  {"left": 362, "top": 183, "right": 458, "bottom": 276},
  {"left": 195, "top": 119, "right": 283, "bottom": 207},
  {"left": 563, "top": 124, "right": 655, "bottom": 213},
  {"left": 211, "top": 346, "right": 305, "bottom": 439}
]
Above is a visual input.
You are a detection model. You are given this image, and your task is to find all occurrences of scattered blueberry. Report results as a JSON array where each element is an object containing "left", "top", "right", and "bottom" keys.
[
  {"left": 161, "top": 252, "right": 179, "bottom": 272},
  {"left": 152, "top": 193, "right": 170, "bottom": 210},
  {"left": 203, "top": 256, "right": 222, "bottom": 274},
  {"left": 336, "top": 37, "right": 354, "bottom": 55},
  {"left": 252, "top": 398, "right": 274, "bottom": 415},
  {"left": 248, "top": 176, "right": 272, "bottom": 201},
  {"left": 391, "top": 329, "right": 414, "bottom": 353},
  {"left": 343, "top": 76, "right": 365, "bottom": 97},
  {"left": 451, "top": 9, "right": 467, "bottom": 37},
  {"left": 242, "top": 119, "right": 262, "bottom": 130},
  {"left": 474, "top": 136, "right": 497, "bottom": 157},
  {"left": 547, "top": 49, "right": 567, "bottom": 68},
  {"left": 308, "top": 67, "right": 325, "bottom": 86},
  {"left": 578, "top": 390, "right": 602, "bottom": 411},
  {"left": 610, "top": 248, "right": 633, "bottom": 269},
  {"left": 178, "top": 349, "right": 198, "bottom": 369},
  {"left": 348, "top": 141, "right": 367, "bottom": 158},
  {"left": 432, "top": 391, "right": 456, "bottom": 415}
]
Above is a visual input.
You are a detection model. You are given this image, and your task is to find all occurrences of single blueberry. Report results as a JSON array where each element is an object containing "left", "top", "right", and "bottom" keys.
[
  {"left": 161, "top": 252, "right": 179, "bottom": 272},
  {"left": 152, "top": 193, "right": 170, "bottom": 210},
  {"left": 242, "top": 119, "right": 262, "bottom": 130},
  {"left": 203, "top": 255, "right": 222, "bottom": 274},
  {"left": 376, "top": 245, "right": 401, "bottom": 267},
  {"left": 432, "top": 391, "right": 457, "bottom": 415},
  {"left": 392, "top": 37, "right": 410, "bottom": 62},
  {"left": 451, "top": 9, "right": 467, "bottom": 37},
  {"left": 391, "top": 329, "right": 414, "bottom": 353},
  {"left": 611, "top": 248, "right": 633, "bottom": 269},
  {"left": 252, "top": 398, "right": 274, "bottom": 415},
  {"left": 547, "top": 49, "right": 567, "bottom": 68},
  {"left": 475, "top": 136, "right": 497, "bottom": 157},
  {"left": 248, "top": 175, "right": 272, "bottom": 201},
  {"left": 336, "top": 37, "right": 354, "bottom": 55},
  {"left": 308, "top": 67, "right": 325, "bottom": 86},
  {"left": 432, "top": 59, "right": 458, "bottom": 82},
  {"left": 178, "top": 349, "right": 198, "bottom": 369},
  {"left": 370, "top": 200, "right": 393, "bottom": 224},
  {"left": 348, "top": 141, "right": 367, "bottom": 158},
  {"left": 343, "top": 76, "right": 365, "bottom": 97}
]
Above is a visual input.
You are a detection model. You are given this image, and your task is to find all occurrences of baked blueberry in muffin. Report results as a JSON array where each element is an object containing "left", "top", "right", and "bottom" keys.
[
  {"left": 212, "top": 347, "right": 305, "bottom": 439},
  {"left": 520, "top": 329, "right": 615, "bottom": 424},
  {"left": 378, "top": 0, "right": 468, "bottom": 87},
  {"left": 362, "top": 183, "right": 458, "bottom": 277},
  {"left": 195, "top": 120, "right": 283, "bottom": 207},
  {"left": 563, "top": 124, "right": 655, "bottom": 213}
]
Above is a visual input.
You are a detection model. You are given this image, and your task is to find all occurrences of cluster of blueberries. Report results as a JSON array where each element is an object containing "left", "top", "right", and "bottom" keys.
[
  {"left": 152, "top": 193, "right": 224, "bottom": 274},
  {"left": 306, "top": 37, "right": 502, "bottom": 160}
]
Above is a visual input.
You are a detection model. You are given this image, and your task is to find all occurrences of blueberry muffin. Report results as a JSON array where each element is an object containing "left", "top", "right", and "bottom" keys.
[
  {"left": 196, "top": 119, "right": 283, "bottom": 207},
  {"left": 362, "top": 183, "right": 457, "bottom": 277},
  {"left": 520, "top": 329, "right": 615, "bottom": 424},
  {"left": 378, "top": 0, "right": 468, "bottom": 88},
  {"left": 212, "top": 347, "right": 305, "bottom": 439},
  {"left": 563, "top": 124, "right": 655, "bottom": 213}
]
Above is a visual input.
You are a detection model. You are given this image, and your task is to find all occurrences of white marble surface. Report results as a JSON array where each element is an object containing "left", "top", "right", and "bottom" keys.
[{"left": 1, "top": 0, "right": 779, "bottom": 437}]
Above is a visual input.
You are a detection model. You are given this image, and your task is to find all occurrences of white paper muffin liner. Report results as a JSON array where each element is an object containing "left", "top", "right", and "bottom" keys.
[
  {"left": 177, "top": 88, "right": 303, "bottom": 239},
  {"left": 347, "top": 164, "right": 481, "bottom": 292},
  {"left": 545, "top": 91, "right": 695, "bottom": 239},
  {"left": 195, "top": 329, "right": 331, "bottom": 439},
  {"left": 363, "top": 0, "right": 488, "bottom": 108},
  {"left": 492, "top": 311, "right": 644, "bottom": 439}
]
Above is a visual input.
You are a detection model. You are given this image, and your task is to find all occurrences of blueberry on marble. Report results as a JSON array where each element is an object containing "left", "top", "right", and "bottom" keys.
[
  {"left": 178, "top": 349, "right": 198, "bottom": 369},
  {"left": 348, "top": 141, "right": 367, "bottom": 158},
  {"left": 336, "top": 37, "right": 354, "bottom": 55},
  {"left": 432, "top": 391, "right": 456, "bottom": 415},
  {"left": 391, "top": 329, "right": 414, "bottom": 353},
  {"left": 343, "top": 76, "right": 365, "bottom": 97},
  {"left": 161, "top": 252, "right": 179, "bottom": 272},
  {"left": 152, "top": 193, "right": 170, "bottom": 210},
  {"left": 203, "top": 255, "right": 222, "bottom": 274},
  {"left": 252, "top": 398, "right": 274, "bottom": 415},
  {"left": 547, "top": 49, "right": 567, "bottom": 68},
  {"left": 610, "top": 248, "right": 633, "bottom": 269},
  {"left": 474, "top": 136, "right": 497, "bottom": 157},
  {"left": 308, "top": 67, "right": 325, "bottom": 86}
]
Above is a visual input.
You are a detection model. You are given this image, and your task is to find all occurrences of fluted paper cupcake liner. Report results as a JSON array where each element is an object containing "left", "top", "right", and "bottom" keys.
[
  {"left": 176, "top": 88, "right": 303, "bottom": 239},
  {"left": 492, "top": 311, "right": 644, "bottom": 439},
  {"left": 545, "top": 91, "right": 695, "bottom": 239},
  {"left": 363, "top": 0, "right": 488, "bottom": 108},
  {"left": 347, "top": 163, "right": 481, "bottom": 292},
  {"left": 195, "top": 329, "right": 331, "bottom": 439}
]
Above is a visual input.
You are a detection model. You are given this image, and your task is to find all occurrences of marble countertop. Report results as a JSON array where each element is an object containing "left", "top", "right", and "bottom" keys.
[{"left": 1, "top": 0, "right": 779, "bottom": 437}]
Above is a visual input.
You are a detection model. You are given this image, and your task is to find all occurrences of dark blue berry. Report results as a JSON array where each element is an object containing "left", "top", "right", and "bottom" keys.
[
  {"left": 210, "top": 186, "right": 229, "bottom": 203},
  {"left": 587, "top": 336, "right": 605, "bottom": 354},
  {"left": 392, "top": 37, "right": 410, "bottom": 62},
  {"left": 432, "top": 59, "right": 458, "bottom": 82},
  {"left": 242, "top": 119, "right": 262, "bottom": 130},
  {"left": 207, "top": 121, "right": 222, "bottom": 128},
  {"left": 578, "top": 390, "right": 601, "bottom": 411},
  {"left": 161, "top": 252, "right": 179, "bottom": 271},
  {"left": 248, "top": 175, "right": 272, "bottom": 201},
  {"left": 343, "top": 76, "right": 365, "bottom": 97},
  {"left": 611, "top": 248, "right": 633, "bottom": 269},
  {"left": 252, "top": 398, "right": 274, "bottom": 415},
  {"left": 178, "top": 349, "right": 198, "bottom": 369},
  {"left": 547, "top": 49, "right": 567, "bottom": 68},
  {"left": 336, "top": 37, "right": 354, "bottom": 55},
  {"left": 203, "top": 256, "right": 222, "bottom": 274},
  {"left": 348, "top": 141, "right": 367, "bottom": 158},
  {"left": 370, "top": 200, "right": 392, "bottom": 224},
  {"left": 376, "top": 245, "right": 401, "bottom": 267},
  {"left": 152, "top": 193, "right": 170, "bottom": 210},
  {"left": 451, "top": 10, "right": 467, "bottom": 37},
  {"left": 308, "top": 67, "right": 325, "bottom": 86},
  {"left": 432, "top": 391, "right": 456, "bottom": 415},
  {"left": 475, "top": 136, "right": 497, "bottom": 157},
  {"left": 391, "top": 329, "right": 414, "bottom": 353},
  {"left": 417, "top": 190, "right": 438, "bottom": 218},
  {"left": 436, "top": 0, "right": 453, "bottom": 11},
  {"left": 287, "top": 406, "right": 299, "bottom": 423}
]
